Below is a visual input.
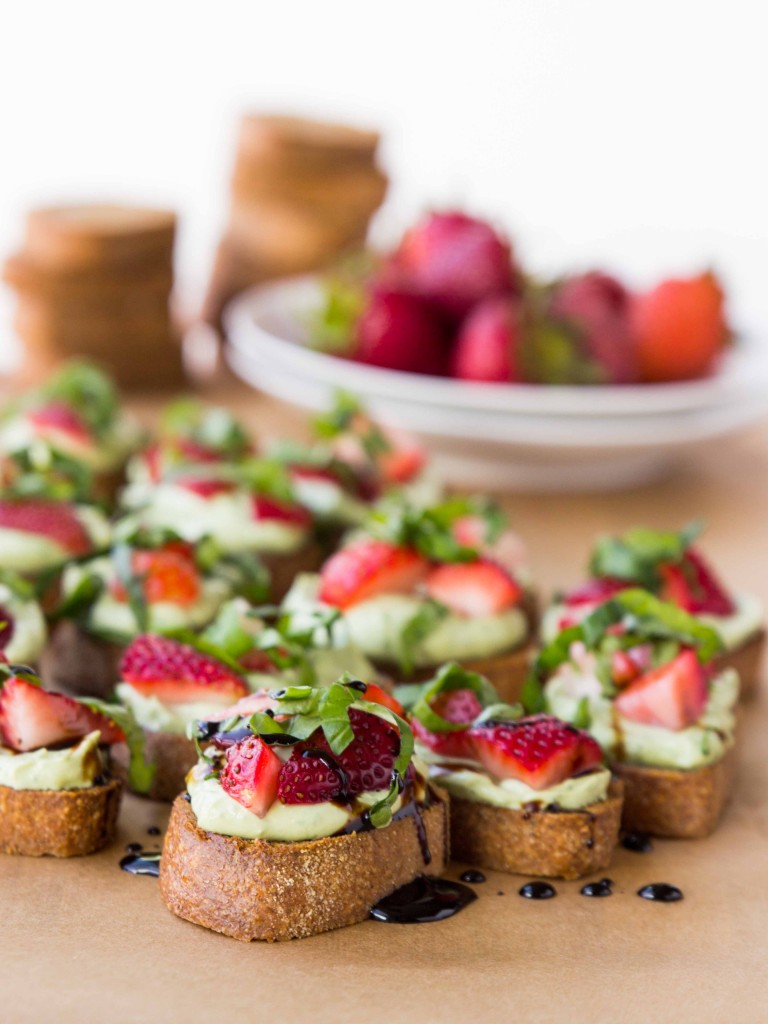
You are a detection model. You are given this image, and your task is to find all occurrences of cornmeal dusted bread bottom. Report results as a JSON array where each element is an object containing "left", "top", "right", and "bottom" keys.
[
  {"left": 0, "top": 778, "right": 123, "bottom": 857},
  {"left": 160, "top": 790, "right": 449, "bottom": 941},
  {"left": 448, "top": 779, "right": 624, "bottom": 880}
]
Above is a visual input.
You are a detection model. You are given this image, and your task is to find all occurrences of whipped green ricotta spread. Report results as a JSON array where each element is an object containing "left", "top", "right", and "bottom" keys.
[
  {"left": 290, "top": 476, "right": 369, "bottom": 526},
  {"left": 187, "top": 765, "right": 405, "bottom": 841},
  {"left": 116, "top": 683, "right": 235, "bottom": 735},
  {"left": 0, "top": 583, "right": 47, "bottom": 663},
  {"left": 545, "top": 667, "right": 739, "bottom": 770},
  {"left": 63, "top": 557, "right": 232, "bottom": 641},
  {"left": 0, "top": 731, "right": 102, "bottom": 791},
  {"left": 122, "top": 485, "right": 307, "bottom": 553},
  {"left": 283, "top": 573, "right": 527, "bottom": 669},
  {"left": 428, "top": 762, "right": 611, "bottom": 810},
  {"left": 0, "top": 504, "right": 110, "bottom": 573}
]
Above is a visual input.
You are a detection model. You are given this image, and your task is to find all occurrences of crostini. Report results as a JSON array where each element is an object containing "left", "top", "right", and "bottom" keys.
[
  {"left": 0, "top": 664, "right": 150, "bottom": 856},
  {"left": 159, "top": 678, "right": 447, "bottom": 941},
  {"left": 284, "top": 497, "right": 536, "bottom": 701},
  {"left": 535, "top": 589, "right": 738, "bottom": 838},
  {"left": 405, "top": 663, "right": 622, "bottom": 879},
  {"left": 40, "top": 526, "right": 263, "bottom": 698},
  {"left": 542, "top": 523, "right": 764, "bottom": 698}
]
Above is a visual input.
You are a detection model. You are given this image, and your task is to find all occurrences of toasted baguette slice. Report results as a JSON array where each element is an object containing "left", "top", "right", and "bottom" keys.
[
  {"left": 160, "top": 790, "right": 448, "bottom": 941},
  {"left": 448, "top": 779, "right": 623, "bottom": 881},
  {"left": 713, "top": 629, "right": 765, "bottom": 701},
  {"left": 612, "top": 748, "right": 735, "bottom": 838},
  {"left": 38, "top": 621, "right": 121, "bottom": 699},
  {"left": 262, "top": 540, "right": 324, "bottom": 602},
  {"left": 0, "top": 778, "right": 122, "bottom": 857},
  {"left": 113, "top": 730, "right": 195, "bottom": 803}
]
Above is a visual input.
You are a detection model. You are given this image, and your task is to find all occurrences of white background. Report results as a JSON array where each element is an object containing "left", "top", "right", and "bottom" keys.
[{"left": 1, "top": 0, "right": 766, "bottom": 367}]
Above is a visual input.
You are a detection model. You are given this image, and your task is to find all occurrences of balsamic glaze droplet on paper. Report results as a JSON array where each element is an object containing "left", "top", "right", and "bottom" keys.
[
  {"left": 120, "top": 850, "right": 161, "bottom": 877},
  {"left": 370, "top": 876, "right": 476, "bottom": 923},
  {"left": 124, "top": 842, "right": 142, "bottom": 854},
  {"left": 580, "top": 878, "right": 613, "bottom": 898},
  {"left": 459, "top": 869, "right": 486, "bottom": 884},
  {"left": 147, "top": 826, "right": 161, "bottom": 836},
  {"left": 519, "top": 881, "right": 556, "bottom": 900},
  {"left": 622, "top": 831, "right": 654, "bottom": 853},
  {"left": 638, "top": 883, "right": 683, "bottom": 903}
]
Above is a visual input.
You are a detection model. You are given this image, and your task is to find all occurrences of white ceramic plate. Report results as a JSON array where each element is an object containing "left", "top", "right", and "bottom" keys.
[{"left": 224, "top": 276, "right": 768, "bottom": 491}]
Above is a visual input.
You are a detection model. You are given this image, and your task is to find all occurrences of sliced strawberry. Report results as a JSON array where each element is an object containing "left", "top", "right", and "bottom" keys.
[
  {"left": 132, "top": 548, "right": 201, "bottom": 606},
  {"left": 175, "top": 476, "right": 238, "bottom": 499},
  {"left": 252, "top": 495, "right": 312, "bottom": 528},
  {"left": 564, "top": 578, "right": 629, "bottom": 607},
  {"left": 469, "top": 714, "right": 603, "bottom": 790},
  {"left": 0, "top": 499, "right": 91, "bottom": 555},
  {"left": 411, "top": 688, "right": 482, "bottom": 759},
  {"left": 220, "top": 734, "right": 282, "bottom": 816},
  {"left": 0, "top": 605, "right": 15, "bottom": 650},
  {"left": 611, "top": 646, "right": 653, "bottom": 687},
  {"left": 285, "top": 708, "right": 401, "bottom": 802},
  {"left": 319, "top": 540, "right": 429, "bottom": 609},
  {"left": 277, "top": 749, "right": 345, "bottom": 804},
  {"left": 614, "top": 649, "right": 708, "bottom": 731},
  {"left": 453, "top": 514, "right": 490, "bottom": 550},
  {"left": 120, "top": 635, "right": 249, "bottom": 703},
  {"left": 28, "top": 402, "right": 93, "bottom": 445},
  {"left": 0, "top": 676, "right": 124, "bottom": 752},
  {"left": 377, "top": 444, "right": 425, "bottom": 485},
  {"left": 659, "top": 548, "right": 735, "bottom": 616},
  {"left": 425, "top": 559, "right": 522, "bottom": 617},
  {"left": 359, "top": 682, "right": 404, "bottom": 716}
]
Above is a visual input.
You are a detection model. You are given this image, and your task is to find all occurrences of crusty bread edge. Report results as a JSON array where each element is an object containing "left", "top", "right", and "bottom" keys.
[
  {"left": 612, "top": 747, "right": 736, "bottom": 838},
  {"left": 447, "top": 778, "right": 623, "bottom": 881},
  {"left": 160, "top": 790, "right": 449, "bottom": 941},
  {"left": 112, "top": 729, "right": 196, "bottom": 803},
  {"left": 0, "top": 777, "right": 123, "bottom": 857}
]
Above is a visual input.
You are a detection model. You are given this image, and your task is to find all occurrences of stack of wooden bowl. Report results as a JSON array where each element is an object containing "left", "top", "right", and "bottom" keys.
[
  {"left": 203, "top": 114, "right": 388, "bottom": 327},
  {"left": 3, "top": 204, "right": 183, "bottom": 387}
]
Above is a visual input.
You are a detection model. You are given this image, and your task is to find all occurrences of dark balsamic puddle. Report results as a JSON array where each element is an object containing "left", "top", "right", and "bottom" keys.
[
  {"left": 147, "top": 826, "right": 162, "bottom": 837},
  {"left": 370, "top": 875, "right": 477, "bottom": 923}
]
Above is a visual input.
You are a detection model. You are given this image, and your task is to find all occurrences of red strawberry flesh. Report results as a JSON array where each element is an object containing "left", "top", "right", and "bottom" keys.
[
  {"left": 614, "top": 649, "right": 708, "bottom": 731},
  {"left": 425, "top": 559, "right": 522, "bottom": 617},
  {"left": 0, "top": 499, "right": 92, "bottom": 555},
  {"left": 220, "top": 734, "right": 282, "bottom": 816},
  {"left": 120, "top": 635, "right": 248, "bottom": 703},
  {"left": 411, "top": 688, "right": 482, "bottom": 760},
  {"left": 0, "top": 676, "right": 124, "bottom": 752},
  {"left": 469, "top": 714, "right": 603, "bottom": 790},
  {"left": 319, "top": 540, "right": 429, "bottom": 609}
]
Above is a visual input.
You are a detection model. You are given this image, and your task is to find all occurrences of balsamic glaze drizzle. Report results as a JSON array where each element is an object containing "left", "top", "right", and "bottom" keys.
[
  {"left": 638, "top": 883, "right": 683, "bottom": 902},
  {"left": 370, "top": 875, "right": 476, "bottom": 923},
  {"left": 519, "top": 881, "right": 557, "bottom": 900}
]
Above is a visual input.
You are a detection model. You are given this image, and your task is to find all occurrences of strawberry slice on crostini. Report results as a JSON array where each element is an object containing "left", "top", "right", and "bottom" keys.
[
  {"left": 220, "top": 734, "right": 282, "bottom": 816},
  {"left": 27, "top": 402, "right": 94, "bottom": 448},
  {"left": 411, "top": 687, "right": 483, "bottom": 760},
  {"left": 425, "top": 559, "right": 522, "bottom": 617},
  {"left": 614, "top": 649, "right": 709, "bottom": 731},
  {"left": 319, "top": 539, "right": 429, "bottom": 609},
  {"left": 120, "top": 635, "right": 249, "bottom": 703},
  {"left": 174, "top": 476, "right": 238, "bottom": 499},
  {"left": 0, "top": 676, "right": 124, "bottom": 752},
  {"left": 659, "top": 548, "right": 736, "bottom": 617},
  {"left": 251, "top": 495, "right": 312, "bottom": 527},
  {"left": 0, "top": 499, "right": 92, "bottom": 555},
  {"left": 469, "top": 714, "right": 603, "bottom": 790},
  {"left": 111, "top": 547, "right": 201, "bottom": 607}
]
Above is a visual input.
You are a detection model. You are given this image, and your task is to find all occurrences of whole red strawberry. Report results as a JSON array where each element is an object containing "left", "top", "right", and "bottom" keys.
[
  {"left": 631, "top": 272, "right": 729, "bottom": 382},
  {"left": 391, "top": 211, "right": 519, "bottom": 319},
  {"left": 353, "top": 288, "right": 449, "bottom": 376},
  {"left": 549, "top": 271, "right": 637, "bottom": 384},
  {"left": 451, "top": 297, "right": 524, "bottom": 382}
]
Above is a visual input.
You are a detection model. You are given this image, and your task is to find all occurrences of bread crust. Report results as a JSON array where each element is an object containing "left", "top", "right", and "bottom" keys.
[
  {"left": 0, "top": 777, "right": 122, "bottom": 857},
  {"left": 38, "top": 621, "right": 122, "bottom": 699},
  {"left": 112, "top": 729, "right": 195, "bottom": 803},
  {"left": 447, "top": 779, "right": 623, "bottom": 881},
  {"left": 713, "top": 629, "right": 765, "bottom": 701},
  {"left": 160, "top": 790, "right": 449, "bottom": 941},
  {"left": 612, "top": 747, "right": 735, "bottom": 838}
]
